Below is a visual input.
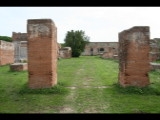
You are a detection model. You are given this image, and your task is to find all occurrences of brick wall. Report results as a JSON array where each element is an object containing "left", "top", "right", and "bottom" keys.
[
  {"left": 12, "top": 32, "right": 28, "bottom": 62},
  {"left": 12, "top": 32, "right": 27, "bottom": 41},
  {"left": 81, "top": 42, "right": 118, "bottom": 57},
  {"left": 0, "top": 40, "right": 14, "bottom": 65},
  {"left": 118, "top": 26, "right": 150, "bottom": 87},
  {"left": 27, "top": 19, "right": 57, "bottom": 89}
]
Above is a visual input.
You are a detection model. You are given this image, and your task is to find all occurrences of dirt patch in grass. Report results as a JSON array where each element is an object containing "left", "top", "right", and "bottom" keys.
[
  {"left": 59, "top": 106, "right": 75, "bottom": 113},
  {"left": 66, "top": 86, "right": 111, "bottom": 89}
]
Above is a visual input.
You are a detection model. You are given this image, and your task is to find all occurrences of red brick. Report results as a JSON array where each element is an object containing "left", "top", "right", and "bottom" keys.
[
  {"left": 27, "top": 19, "right": 57, "bottom": 89},
  {"left": 118, "top": 26, "right": 150, "bottom": 87}
]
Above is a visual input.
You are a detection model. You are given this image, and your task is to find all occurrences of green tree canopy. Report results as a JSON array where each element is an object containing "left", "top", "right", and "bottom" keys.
[
  {"left": 64, "top": 30, "right": 90, "bottom": 57},
  {"left": 0, "top": 36, "right": 12, "bottom": 42}
]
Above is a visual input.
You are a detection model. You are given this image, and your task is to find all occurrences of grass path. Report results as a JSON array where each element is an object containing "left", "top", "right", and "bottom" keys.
[{"left": 58, "top": 56, "right": 118, "bottom": 113}]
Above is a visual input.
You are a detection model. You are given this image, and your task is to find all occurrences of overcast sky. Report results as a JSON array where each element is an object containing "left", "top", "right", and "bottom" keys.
[{"left": 0, "top": 7, "right": 160, "bottom": 43}]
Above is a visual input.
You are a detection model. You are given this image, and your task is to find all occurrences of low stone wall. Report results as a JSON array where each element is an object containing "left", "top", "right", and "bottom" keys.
[
  {"left": 113, "top": 55, "right": 118, "bottom": 60},
  {"left": 10, "top": 63, "right": 28, "bottom": 71},
  {"left": 59, "top": 47, "right": 72, "bottom": 58},
  {"left": 150, "top": 62, "right": 160, "bottom": 70}
]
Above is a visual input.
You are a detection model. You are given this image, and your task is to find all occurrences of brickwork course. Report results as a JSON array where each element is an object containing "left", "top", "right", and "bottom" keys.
[
  {"left": 118, "top": 26, "right": 150, "bottom": 87},
  {"left": 0, "top": 40, "right": 14, "bottom": 66},
  {"left": 27, "top": 19, "right": 57, "bottom": 89}
]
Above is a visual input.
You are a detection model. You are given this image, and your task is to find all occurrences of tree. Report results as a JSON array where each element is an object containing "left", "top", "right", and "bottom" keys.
[
  {"left": 64, "top": 30, "right": 90, "bottom": 57},
  {"left": 0, "top": 36, "right": 12, "bottom": 42}
]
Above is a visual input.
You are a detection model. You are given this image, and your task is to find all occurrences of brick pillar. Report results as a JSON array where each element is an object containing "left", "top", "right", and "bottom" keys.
[
  {"left": 118, "top": 26, "right": 150, "bottom": 87},
  {"left": 27, "top": 19, "right": 57, "bottom": 89}
]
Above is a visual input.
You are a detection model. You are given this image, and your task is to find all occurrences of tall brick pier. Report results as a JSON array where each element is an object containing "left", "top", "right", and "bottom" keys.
[
  {"left": 27, "top": 19, "right": 57, "bottom": 89},
  {"left": 118, "top": 26, "right": 150, "bottom": 87}
]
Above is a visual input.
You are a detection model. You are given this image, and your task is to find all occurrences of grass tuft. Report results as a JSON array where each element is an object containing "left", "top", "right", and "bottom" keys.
[
  {"left": 113, "top": 83, "right": 160, "bottom": 95},
  {"left": 19, "top": 82, "right": 69, "bottom": 95}
]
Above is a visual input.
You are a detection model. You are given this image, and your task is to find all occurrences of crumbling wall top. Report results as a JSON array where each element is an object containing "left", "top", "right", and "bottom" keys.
[{"left": 27, "top": 19, "right": 55, "bottom": 26}]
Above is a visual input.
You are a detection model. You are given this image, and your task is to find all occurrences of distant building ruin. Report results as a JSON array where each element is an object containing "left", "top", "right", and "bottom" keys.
[
  {"left": 81, "top": 42, "right": 119, "bottom": 59},
  {"left": 12, "top": 32, "right": 28, "bottom": 62}
]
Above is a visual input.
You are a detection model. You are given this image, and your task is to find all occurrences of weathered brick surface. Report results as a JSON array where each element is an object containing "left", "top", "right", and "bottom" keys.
[
  {"left": 27, "top": 19, "right": 57, "bottom": 89},
  {"left": 0, "top": 40, "right": 14, "bottom": 65},
  {"left": 10, "top": 63, "right": 27, "bottom": 71},
  {"left": 118, "top": 26, "right": 150, "bottom": 87}
]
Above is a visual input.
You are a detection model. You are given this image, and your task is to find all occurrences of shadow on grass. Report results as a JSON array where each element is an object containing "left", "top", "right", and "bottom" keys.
[
  {"left": 112, "top": 83, "right": 160, "bottom": 95},
  {"left": 19, "top": 82, "right": 69, "bottom": 95}
]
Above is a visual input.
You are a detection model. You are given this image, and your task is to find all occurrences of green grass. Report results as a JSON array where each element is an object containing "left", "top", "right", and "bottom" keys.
[{"left": 0, "top": 56, "right": 160, "bottom": 113}]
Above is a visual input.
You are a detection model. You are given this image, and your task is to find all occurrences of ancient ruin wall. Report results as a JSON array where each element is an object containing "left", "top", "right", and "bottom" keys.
[
  {"left": 118, "top": 26, "right": 150, "bottom": 87},
  {"left": 0, "top": 40, "right": 14, "bottom": 65},
  {"left": 81, "top": 42, "right": 118, "bottom": 56},
  {"left": 12, "top": 32, "right": 28, "bottom": 62},
  {"left": 149, "top": 38, "right": 160, "bottom": 62},
  {"left": 27, "top": 19, "right": 57, "bottom": 89},
  {"left": 12, "top": 32, "right": 27, "bottom": 41}
]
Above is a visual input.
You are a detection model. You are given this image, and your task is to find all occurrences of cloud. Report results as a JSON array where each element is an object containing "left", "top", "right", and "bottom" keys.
[{"left": 0, "top": 7, "right": 160, "bottom": 43}]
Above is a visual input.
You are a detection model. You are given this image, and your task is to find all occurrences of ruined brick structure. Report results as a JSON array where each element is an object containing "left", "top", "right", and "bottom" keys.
[
  {"left": 100, "top": 46, "right": 118, "bottom": 59},
  {"left": 118, "top": 26, "right": 150, "bottom": 87},
  {"left": 149, "top": 38, "right": 160, "bottom": 62},
  {"left": 59, "top": 47, "right": 72, "bottom": 58},
  {"left": 12, "top": 32, "right": 28, "bottom": 62},
  {"left": 12, "top": 32, "right": 28, "bottom": 41},
  {"left": 27, "top": 19, "right": 57, "bottom": 89},
  {"left": 81, "top": 42, "right": 118, "bottom": 59},
  {"left": 0, "top": 40, "right": 14, "bottom": 66}
]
